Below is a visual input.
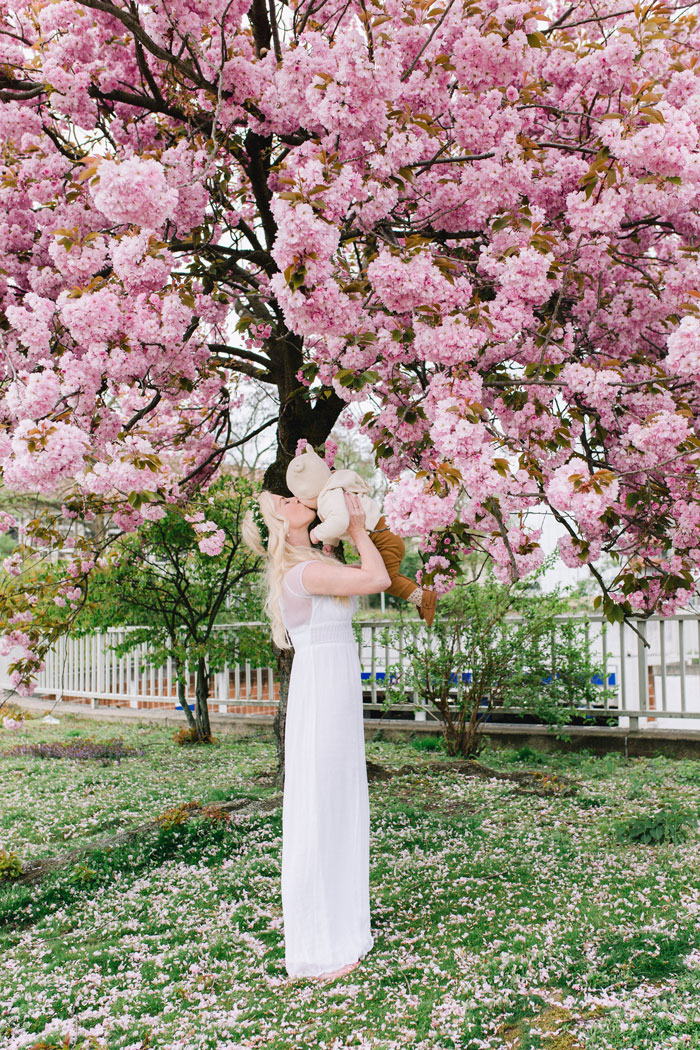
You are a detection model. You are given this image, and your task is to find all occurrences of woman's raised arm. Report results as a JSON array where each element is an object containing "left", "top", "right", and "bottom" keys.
[{"left": 302, "top": 492, "right": 391, "bottom": 596}]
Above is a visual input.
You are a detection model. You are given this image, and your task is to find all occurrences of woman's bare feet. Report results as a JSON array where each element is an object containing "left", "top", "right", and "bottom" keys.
[{"left": 315, "top": 959, "right": 361, "bottom": 983}]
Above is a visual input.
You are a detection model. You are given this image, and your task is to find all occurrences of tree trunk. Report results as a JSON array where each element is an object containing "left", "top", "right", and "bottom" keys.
[
  {"left": 459, "top": 700, "right": 482, "bottom": 758},
  {"left": 262, "top": 332, "right": 347, "bottom": 495},
  {"left": 273, "top": 643, "right": 294, "bottom": 791},
  {"left": 175, "top": 658, "right": 196, "bottom": 731},
  {"left": 195, "top": 656, "right": 212, "bottom": 742}
]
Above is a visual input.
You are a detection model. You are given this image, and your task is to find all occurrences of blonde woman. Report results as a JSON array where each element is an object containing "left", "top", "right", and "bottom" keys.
[{"left": 242, "top": 490, "right": 390, "bottom": 983}]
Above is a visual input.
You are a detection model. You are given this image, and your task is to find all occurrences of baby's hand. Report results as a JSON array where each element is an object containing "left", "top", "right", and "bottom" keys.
[{"left": 322, "top": 543, "right": 335, "bottom": 557}]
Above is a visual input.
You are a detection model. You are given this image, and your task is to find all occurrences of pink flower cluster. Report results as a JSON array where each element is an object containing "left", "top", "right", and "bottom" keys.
[
  {"left": 665, "top": 316, "right": 700, "bottom": 381},
  {"left": 323, "top": 439, "right": 338, "bottom": 468},
  {"left": 186, "top": 514, "right": 226, "bottom": 556},
  {"left": 367, "top": 249, "right": 472, "bottom": 314},
  {"left": 197, "top": 529, "right": 226, "bottom": 556},
  {"left": 4, "top": 421, "right": 90, "bottom": 495},
  {"left": 384, "top": 475, "right": 459, "bottom": 537},
  {"left": 0, "top": 512, "right": 16, "bottom": 534},
  {"left": 546, "top": 465, "right": 620, "bottom": 541},
  {"left": 626, "top": 411, "right": 691, "bottom": 466},
  {"left": 91, "top": 158, "right": 179, "bottom": 230},
  {"left": 482, "top": 527, "right": 544, "bottom": 584}
]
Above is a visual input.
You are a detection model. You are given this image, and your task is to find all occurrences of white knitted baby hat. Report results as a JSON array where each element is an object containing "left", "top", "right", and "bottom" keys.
[{"left": 285, "top": 446, "right": 332, "bottom": 499}]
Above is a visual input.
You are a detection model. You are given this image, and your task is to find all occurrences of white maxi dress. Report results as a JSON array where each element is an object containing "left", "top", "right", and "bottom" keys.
[{"left": 280, "top": 559, "right": 374, "bottom": 978}]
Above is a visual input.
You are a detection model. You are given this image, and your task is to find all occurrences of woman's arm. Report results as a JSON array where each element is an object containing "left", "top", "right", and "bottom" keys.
[{"left": 302, "top": 492, "right": 391, "bottom": 596}]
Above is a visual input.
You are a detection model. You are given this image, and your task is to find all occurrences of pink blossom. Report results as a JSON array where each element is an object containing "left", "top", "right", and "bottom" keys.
[
  {"left": 546, "top": 465, "right": 620, "bottom": 540},
  {"left": 367, "top": 249, "right": 471, "bottom": 313},
  {"left": 626, "top": 411, "right": 691, "bottom": 465},
  {"left": 91, "top": 157, "right": 179, "bottom": 229},
  {"left": 384, "top": 475, "right": 459, "bottom": 537},
  {"left": 59, "top": 287, "right": 121, "bottom": 345},
  {"left": 558, "top": 535, "right": 603, "bottom": 568},
  {"left": 323, "top": 439, "right": 338, "bottom": 468},
  {"left": 2, "top": 552, "right": 22, "bottom": 576},
  {"left": 198, "top": 528, "right": 225, "bottom": 556},
  {"left": 3, "top": 420, "right": 90, "bottom": 495},
  {"left": 665, "top": 315, "right": 700, "bottom": 379},
  {"left": 5, "top": 370, "right": 60, "bottom": 421},
  {"left": 110, "top": 231, "right": 173, "bottom": 293}
]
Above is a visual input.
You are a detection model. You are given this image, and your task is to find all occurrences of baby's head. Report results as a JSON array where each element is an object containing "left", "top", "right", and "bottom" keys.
[{"left": 286, "top": 446, "right": 332, "bottom": 501}]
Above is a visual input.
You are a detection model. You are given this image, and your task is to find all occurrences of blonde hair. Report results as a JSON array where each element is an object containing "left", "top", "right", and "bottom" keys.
[{"left": 241, "top": 489, "right": 349, "bottom": 649}]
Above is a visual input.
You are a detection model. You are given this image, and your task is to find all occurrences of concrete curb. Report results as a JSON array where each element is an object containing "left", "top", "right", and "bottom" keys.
[{"left": 5, "top": 692, "right": 700, "bottom": 759}]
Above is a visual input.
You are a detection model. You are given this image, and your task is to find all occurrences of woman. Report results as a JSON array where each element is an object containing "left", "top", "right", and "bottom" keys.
[{"left": 242, "top": 489, "right": 390, "bottom": 983}]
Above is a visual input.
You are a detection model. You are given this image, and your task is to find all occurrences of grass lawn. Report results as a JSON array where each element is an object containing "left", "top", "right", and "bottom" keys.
[{"left": 2, "top": 709, "right": 700, "bottom": 1050}]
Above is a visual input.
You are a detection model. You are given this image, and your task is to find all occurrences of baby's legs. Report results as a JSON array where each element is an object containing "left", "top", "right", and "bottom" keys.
[
  {"left": 368, "top": 520, "right": 417, "bottom": 599},
  {"left": 369, "top": 517, "right": 437, "bottom": 625}
]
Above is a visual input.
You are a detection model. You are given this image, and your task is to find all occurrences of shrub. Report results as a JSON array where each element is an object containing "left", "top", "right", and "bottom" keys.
[
  {"left": 511, "top": 745, "right": 546, "bottom": 765},
  {"left": 155, "top": 802, "right": 201, "bottom": 828},
  {"left": 173, "top": 726, "right": 218, "bottom": 746},
  {"left": 378, "top": 563, "right": 613, "bottom": 758},
  {"left": 409, "top": 734, "right": 445, "bottom": 753},
  {"left": 0, "top": 848, "right": 23, "bottom": 882},
  {"left": 615, "top": 807, "right": 695, "bottom": 845}
]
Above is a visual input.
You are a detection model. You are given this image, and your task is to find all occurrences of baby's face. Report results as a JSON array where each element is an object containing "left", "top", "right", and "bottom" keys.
[{"left": 297, "top": 496, "right": 318, "bottom": 510}]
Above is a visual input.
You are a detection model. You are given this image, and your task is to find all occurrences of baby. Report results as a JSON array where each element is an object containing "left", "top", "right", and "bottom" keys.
[{"left": 285, "top": 446, "right": 437, "bottom": 626}]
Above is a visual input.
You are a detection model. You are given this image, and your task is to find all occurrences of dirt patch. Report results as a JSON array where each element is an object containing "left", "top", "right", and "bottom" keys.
[
  {"left": 496, "top": 991, "right": 590, "bottom": 1049},
  {"left": 366, "top": 758, "right": 579, "bottom": 798}
]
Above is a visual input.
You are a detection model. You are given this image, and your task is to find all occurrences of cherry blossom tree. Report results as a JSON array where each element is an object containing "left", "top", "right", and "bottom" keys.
[{"left": 2, "top": 0, "right": 700, "bottom": 686}]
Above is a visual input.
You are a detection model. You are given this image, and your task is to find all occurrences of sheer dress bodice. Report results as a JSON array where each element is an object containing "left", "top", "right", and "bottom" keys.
[{"left": 281, "top": 559, "right": 359, "bottom": 649}]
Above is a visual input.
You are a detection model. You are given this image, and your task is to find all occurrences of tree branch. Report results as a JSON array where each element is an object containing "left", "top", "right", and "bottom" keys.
[
  {"left": 208, "top": 343, "right": 273, "bottom": 370},
  {"left": 178, "top": 415, "right": 279, "bottom": 487},
  {"left": 76, "top": 0, "right": 211, "bottom": 88}
]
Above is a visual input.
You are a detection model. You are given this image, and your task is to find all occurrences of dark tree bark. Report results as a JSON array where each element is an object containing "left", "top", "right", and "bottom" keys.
[
  {"left": 272, "top": 643, "right": 294, "bottom": 791},
  {"left": 261, "top": 332, "right": 347, "bottom": 495},
  {"left": 195, "top": 656, "right": 212, "bottom": 742}
]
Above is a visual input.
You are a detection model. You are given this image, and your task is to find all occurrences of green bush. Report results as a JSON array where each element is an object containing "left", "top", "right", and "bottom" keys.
[
  {"left": 615, "top": 807, "right": 695, "bottom": 845},
  {"left": 377, "top": 562, "right": 613, "bottom": 758},
  {"left": 409, "top": 734, "right": 445, "bottom": 753},
  {"left": 0, "top": 848, "right": 23, "bottom": 882},
  {"left": 511, "top": 745, "right": 546, "bottom": 765}
]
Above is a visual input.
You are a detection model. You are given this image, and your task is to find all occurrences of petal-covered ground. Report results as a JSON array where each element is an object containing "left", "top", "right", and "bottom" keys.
[{"left": 2, "top": 713, "right": 700, "bottom": 1050}]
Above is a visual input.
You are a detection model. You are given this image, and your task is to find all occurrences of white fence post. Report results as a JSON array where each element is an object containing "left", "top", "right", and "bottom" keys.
[{"left": 634, "top": 619, "right": 646, "bottom": 732}]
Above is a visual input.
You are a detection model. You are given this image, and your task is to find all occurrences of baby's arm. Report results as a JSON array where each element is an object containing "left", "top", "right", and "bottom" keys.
[{"left": 309, "top": 527, "right": 338, "bottom": 550}]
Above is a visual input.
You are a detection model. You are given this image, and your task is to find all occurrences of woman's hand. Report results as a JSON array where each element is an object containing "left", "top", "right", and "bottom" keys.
[
  {"left": 302, "top": 492, "right": 390, "bottom": 595},
  {"left": 345, "top": 492, "right": 366, "bottom": 538}
]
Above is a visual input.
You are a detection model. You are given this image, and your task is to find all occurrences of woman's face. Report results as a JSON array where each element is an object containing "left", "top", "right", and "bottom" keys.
[{"left": 271, "top": 494, "right": 316, "bottom": 530}]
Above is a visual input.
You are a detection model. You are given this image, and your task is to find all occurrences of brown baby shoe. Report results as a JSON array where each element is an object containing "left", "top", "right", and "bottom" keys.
[{"left": 418, "top": 588, "right": 437, "bottom": 627}]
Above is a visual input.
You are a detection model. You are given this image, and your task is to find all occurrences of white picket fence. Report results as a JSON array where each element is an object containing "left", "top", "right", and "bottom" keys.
[{"left": 4, "top": 613, "right": 700, "bottom": 730}]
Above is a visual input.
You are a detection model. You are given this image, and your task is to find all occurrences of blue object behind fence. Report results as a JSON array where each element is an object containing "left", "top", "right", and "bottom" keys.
[{"left": 360, "top": 670, "right": 616, "bottom": 686}]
